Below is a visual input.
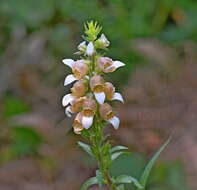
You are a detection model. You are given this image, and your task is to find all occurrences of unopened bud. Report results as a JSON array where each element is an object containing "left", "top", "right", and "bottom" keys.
[
  {"left": 78, "top": 41, "right": 86, "bottom": 52},
  {"left": 96, "top": 34, "right": 110, "bottom": 48},
  {"left": 72, "top": 60, "right": 88, "bottom": 79},
  {"left": 71, "top": 80, "right": 86, "bottom": 97},
  {"left": 99, "top": 103, "right": 114, "bottom": 120},
  {"left": 86, "top": 42, "right": 94, "bottom": 56}
]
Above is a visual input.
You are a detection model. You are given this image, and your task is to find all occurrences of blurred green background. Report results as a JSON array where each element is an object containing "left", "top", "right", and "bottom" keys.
[{"left": 0, "top": 0, "right": 197, "bottom": 189}]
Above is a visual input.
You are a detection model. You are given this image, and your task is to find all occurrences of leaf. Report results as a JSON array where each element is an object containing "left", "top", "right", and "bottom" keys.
[
  {"left": 80, "top": 177, "right": 98, "bottom": 190},
  {"left": 78, "top": 141, "right": 93, "bottom": 157},
  {"left": 117, "top": 184, "right": 125, "bottom": 190},
  {"left": 96, "top": 170, "right": 103, "bottom": 187},
  {"left": 138, "top": 138, "right": 171, "bottom": 190},
  {"left": 111, "top": 151, "right": 128, "bottom": 161},
  {"left": 110, "top": 145, "right": 128, "bottom": 153},
  {"left": 115, "top": 175, "right": 143, "bottom": 189}
]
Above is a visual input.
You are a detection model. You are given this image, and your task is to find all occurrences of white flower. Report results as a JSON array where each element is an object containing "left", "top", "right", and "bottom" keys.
[
  {"left": 86, "top": 42, "right": 94, "bottom": 56},
  {"left": 108, "top": 116, "right": 120, "bottom": 129},
  {"left": 94, "top": 92, "right": 105, "bottom": 104},
  {"left": 98, "top": 57, "right": 125, "bottom": 73},
  {"left": 64, "top": 74, "right": 77, "bottom": 86},
  {"left": 65, "top": 106, "right": 73, "bottom": 117},
  {"left": 62, "top": 93, "right": 75, "bottom": 107},
  {"left": 82, "top": 116, "right": 94, "bottom": 129},
  {"left": 78, "top": 41, "right": 86, "bottom": 51},
  {"left": 62, "top": 59, "right": 75, "bottom": 69},
  {"left": 111, "top": 92, "right": 124, "bottom": 103}
]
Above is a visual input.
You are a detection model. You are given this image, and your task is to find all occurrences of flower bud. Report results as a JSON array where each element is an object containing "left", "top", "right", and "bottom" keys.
[
  {"left": 99, "top": 103, "right": 114, "bottom": 120},
  {"left": 70, "top": 97, "right": 85, "bottom": 113},
  {"left": 73, "top": 112, "right": 84, "bottom": 134},
  {"left": 86, "top": 42, "right": 94, "bottom": 56},
  {"left": 72, "top": 60, "right": 88, "bottom": 79},
  {"left": 71, "top": 80, "right": 86, "bottom": 97},
  {"left": 82, "top": 98, "right": 97, "bottom": 117},
  {"left": 97, "top": 57, "right": 113, "bottom": 72},
  {"left": 104, "top": 82, "right": 115, "bottom": 100},
  {"left": 90, "top": 75, "right": 105, "bottom": 93},
  {"left": 96, "top": 34, "right": 110, "bottom": 48},
  {"left": 78, "top": 41, "right": 86, "bottom": 52}
]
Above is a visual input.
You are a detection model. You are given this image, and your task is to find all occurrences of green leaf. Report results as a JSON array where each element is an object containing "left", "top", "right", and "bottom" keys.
[
  {"left": 138, "top": 138, "right": 171, "bottom": 190},
  {"left": 78, "top": 141, "right": 93, "bottom": 157},
  {"left": 80, "top": 177, "right": 98, "bottom": 190},
  {"left": 110, "top": 145, "right": 128, "bottom": 153},
  {"left": 96, "top": 170, "right": 103, "bottom": 187},
  {"left": 111, "top": 151, "right": 128, "bottom": 161},
  {"left": 115, "top": 175, "right": 143, "bottom": 189},
  {"left": 11, "top": 126, "right": 42, "bottom": 156},
  {"left": 117, "top": 184, "right": 125, "bottom": 190}
]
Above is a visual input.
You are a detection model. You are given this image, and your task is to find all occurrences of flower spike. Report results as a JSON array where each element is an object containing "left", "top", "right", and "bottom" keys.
[{"left": 62, "top": 21, "right": 125, "bottom": 134}]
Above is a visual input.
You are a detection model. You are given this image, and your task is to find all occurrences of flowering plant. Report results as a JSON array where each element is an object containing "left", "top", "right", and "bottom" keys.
[{"left": 62, "top": 21, "right": 170, "bottom": 190}]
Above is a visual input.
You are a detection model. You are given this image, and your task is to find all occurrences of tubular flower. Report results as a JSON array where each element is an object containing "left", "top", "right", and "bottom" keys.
[
  {"left": 62, "top": 21, "right": 125, "bottom": 134},
  {"left": 73, "top": 112, "right": 84, "bottom": 134},
  {"left": 90, "top": 75, "right": 106, "bottom": 104},
  {"left": 63, "top": 59, "right": 88, "bottom": 86},
  {"left": 98, "top": 57, "right": 125, "bottom": 73},
  {"left": 81, "top": 98, "right": 97, "bottom": 129},
  {"left": 99, "top": 103, "right": 120, "bottom": 129},
  {"left": 104, "top": 82, "right": 124, "bottom": 103}
]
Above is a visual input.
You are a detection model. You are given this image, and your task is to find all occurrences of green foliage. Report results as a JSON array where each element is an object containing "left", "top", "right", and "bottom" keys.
[
  {"left": 110, "top": 145, "right": 129, "bottom": 153},
  {"left": 138, "top": 138, "right": 171, "bottom": 190},
  {"left": 80, "top": 177, "right": 98, "bottom": 190},
  {"left": 10, "top": 126, "right": 42, "bottom": 156},
  {"left": 114, "top": 175, "right": 143, "bottom": 189},
  {"left": 3, "top": 95, "right": 30, "bottom": 119},
  {"left": 78, "top": 141, "right": 93, "bottom": 157}
]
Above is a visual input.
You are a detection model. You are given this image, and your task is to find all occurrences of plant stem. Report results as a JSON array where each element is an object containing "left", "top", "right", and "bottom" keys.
[{"left": 89, "top": 118, "right": 118, "bottom": 190}]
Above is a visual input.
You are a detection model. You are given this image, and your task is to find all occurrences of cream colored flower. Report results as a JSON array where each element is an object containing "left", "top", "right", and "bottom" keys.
[
  {"left": 63, "top": 59, "right": 89, "bottom": 86},
  {"left": 81, "top": 98, "right": 97, "bottom": 129},
  {"left": 98, "top": 57, "right": 125, "bottom": 73},
  {"left": 90, "top": 75, "right": 106, "bottom": 104},
  {"left": 71, "top": 80, "right": 87, "bottom": 98},
  {"left": 104, "top": 82, "right": 124, "bottom": 103},
  {"left": 73, "top": 112, "right": 84, "bottom": 134},
  {"left": 99, "top": 103, "right": 120, "bottom": 129}
]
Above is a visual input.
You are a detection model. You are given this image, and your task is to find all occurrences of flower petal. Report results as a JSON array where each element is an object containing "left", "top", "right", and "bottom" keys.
[
  {"left": 112, "top": 61, "right": 125, "bottom": 69},
  {"left": 108, "top": 116, "right": 120, "bottom": 129},
  {"left": 86, "top": 42, "right": 94, "bottom": 56},
  {"left": 65, "top": 106, "right": 73, "bottom": 117},
  {"left": 78, "top": 41, "right": 86, "bottom": 51},
  {"left": 64, "top": 74, "right": 77, "bottom": 86},
  {"left": 112, "top": 92, "right": 124, "bottom": 103},
  {"left": 62, "top": 59, "right": 75, "bottom": 69},
  {"left": 82, "top": 116, "right": 94, "bottom": 129},
  {"left": 62, "top": 94, "right": 75, "bottom": 107},
  {"left": 94, "top": 92, "right": 105, "bottom": 104}
]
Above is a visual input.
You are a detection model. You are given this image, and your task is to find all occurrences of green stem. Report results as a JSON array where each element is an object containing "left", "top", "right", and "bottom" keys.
[{"left": 89, "top": 119, "right": 118, "bottom": 190}]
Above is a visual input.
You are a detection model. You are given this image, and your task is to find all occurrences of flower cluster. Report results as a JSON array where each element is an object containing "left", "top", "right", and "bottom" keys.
[{"left": 62, "top": 21, "right": 125, "bottom": 134}]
